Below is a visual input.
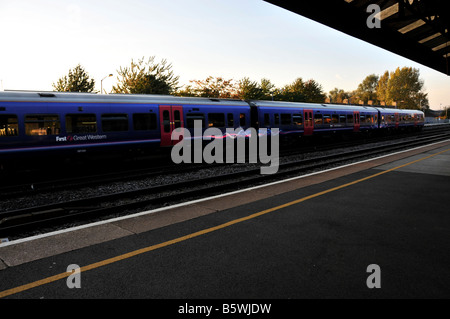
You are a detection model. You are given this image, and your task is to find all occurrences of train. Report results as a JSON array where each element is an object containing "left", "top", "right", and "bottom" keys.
[{"left": 0, "top": 91, "right": 425, "bottom": 166}]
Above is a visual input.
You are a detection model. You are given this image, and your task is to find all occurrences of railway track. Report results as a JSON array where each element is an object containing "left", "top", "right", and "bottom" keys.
[
  {"left": 1, "top": 128, "right": 449, "bottom": 240},
  {"left": 0, "top": 160, "right": 221, "bottom": 200},
  {"left": 0, "top": 124, "right": 448, "bottom": 199}
]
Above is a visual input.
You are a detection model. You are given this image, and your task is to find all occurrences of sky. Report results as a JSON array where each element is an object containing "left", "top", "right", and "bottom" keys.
[{"left": 0, "top": 0, "right": 449, "bottom": 110}]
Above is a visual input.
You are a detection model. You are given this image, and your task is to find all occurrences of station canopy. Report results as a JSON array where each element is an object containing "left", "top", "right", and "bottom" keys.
[{"left": 264, "top": 0, "right": 449, "bottom": 76}]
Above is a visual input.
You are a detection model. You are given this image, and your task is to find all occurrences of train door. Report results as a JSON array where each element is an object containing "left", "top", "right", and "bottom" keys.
[
  {"left": 303, "top": 109, "right": 313, "bottom": 136},
  {"left": 394, "top": 112, "right": 399, "bottom": 129},
  {"left": 353, "top": 111, "right": 360, "bottom": 132},
  {"left": 159, "top": 105, "right": 184, "bottom": 147}
]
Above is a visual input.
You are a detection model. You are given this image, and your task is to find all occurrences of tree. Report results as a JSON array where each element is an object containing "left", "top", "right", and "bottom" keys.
[
  {"left": 235, "top": 77, "right": 277, "bottom": 100},
  {"left": 274, "top": 78, "right": 326, "bottom": 103},
  {"left": 260, "top": 78, "right": 276, "bottom": 100},
  {"left": 185, "top": 76, "right": 239, "bottom": 99},
  {"left": 52, "top": 64, "right": 95, "bottom": 92},
  {"left": 329, "top": 88, "right": 350, "bottom": 104},
  {"left": 376, "top": 71, "right": 390, "bottom": 104},
  {"left": 237, "top": 77, "right": 265, "bottom": 100},
  {"left": 374, "top": 67, "right": 429, "bottom": 109},
  {"left": 302, "top": 79, "right": 326, "bottom": 103},
  {"left": 355, "top": 74, "right": 379, "bottom": 104},
  {"left": 112, "top": 56, "right": 179, "bottom": 94},
  {"left": 175, "top": 84, "right": 197, "bottom": 97},
  {"left": 276, "top": 78, "right": 305, "bottom": 102},
  {"left": 419, "top": 93, "right": 430, "bottom": 111},
  {"left": 386, "top": 67, "right": 428, "bottom": 109}
]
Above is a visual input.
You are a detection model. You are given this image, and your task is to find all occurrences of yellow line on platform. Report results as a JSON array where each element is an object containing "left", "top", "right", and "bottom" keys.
[{"left": 1, "top": 147, "right": 449, "bottom": 298}]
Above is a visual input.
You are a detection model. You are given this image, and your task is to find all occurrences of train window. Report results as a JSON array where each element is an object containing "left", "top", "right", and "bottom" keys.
[
  {"left": 162, "top": 110, "right": 171, "bottom": 132},
  {"left": 347, "top": 114, "right": 354, "bottom": 124},
  {"left": 332, "top": 114, "right": 339, "bottom": 124},
  {"left": 281, "top": 113, "right": 291, "bottom": 125},
  {"left": 307, "top": 112, "right": 313, "bottom": 126},
  {"left": 274, "top": 114, "right": 280, "bottom": 125},
  {"left": 174, "top": 110, "right": 182, "bottom": 129},
  {"left": 186, "top": 113, "right": 205, "bottom": 128},
  {"left": 323, "top": 114, "right": 331, "bottom": 124},
  {"left": 264, "top": 113, "right": 270, "bottom": 127},
  {"left": 66, "top": 114, "right": 97, "bottom": 133},
  {"left": 0, "top": 114, "right": 18, "bottom": 137},
  {"left": 360, "top": 115, "right": 366, "bottom": 124},
  {"left": 240, "top": 113, "right": 246, "bottom": 127},
  {"left": 133, "top": 113, "right": 157, "bottom": 131},
  {"left": 314, "top": 113, "right": 323, "bottom": 125},
  {"left": 102, "top": 114, "right": 129, "bottom": 132},
  {"left": 293, "top": 113, "right": 302, "bottom": 126},
  {"left": 208, "top": 113, "right": 225, "bottom": 127},
  {"left": 339, "top": 115, "right": 346, "bottom": 124},
  {"left": 25, "top": 115, "right": 60, "bottom": 136},
  {"left": 227, "top": 113, "right": 234, "bottom": 127}
]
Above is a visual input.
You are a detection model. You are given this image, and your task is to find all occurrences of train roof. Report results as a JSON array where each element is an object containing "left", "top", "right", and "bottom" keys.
[
  {"left": 250, "top": 100, "right": 424, "bottom": 114},
  {"left": 0, "top": 91, "right": 424, "bottom": 114},
  {"left": 0, "top": 90, "right": 249, "bottom": 107},
  {"left": 250, "top": 100, "right": 379, "bottom": 112},
  {"left": 373, "top": 107, "right": 424, "bottom": 114}
]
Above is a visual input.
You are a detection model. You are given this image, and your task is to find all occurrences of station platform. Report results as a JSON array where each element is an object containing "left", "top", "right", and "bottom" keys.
[{"left": 1, "top": 140, "right": 450, "bottom": 299}]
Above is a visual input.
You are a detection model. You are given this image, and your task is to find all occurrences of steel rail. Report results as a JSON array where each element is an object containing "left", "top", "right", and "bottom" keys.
[
  {"left": 1, "top": 131, "right": 449, "bottom": 238},
  {"left": 0, "top": 125, "right": 447, "bottom": 199}
]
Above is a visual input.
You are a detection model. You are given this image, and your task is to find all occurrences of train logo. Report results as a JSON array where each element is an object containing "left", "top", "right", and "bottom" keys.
[{"left": 55, "top": 135, "right": 107, "bottom": 142}]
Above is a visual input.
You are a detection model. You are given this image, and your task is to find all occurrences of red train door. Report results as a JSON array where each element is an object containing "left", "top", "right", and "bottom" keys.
[
  {"left": 395, "top": 113, "right": 399, "bottom": 129},
  {"left": 353, "top": 111, "right": 360, "bottom": 132},
  {"left": 159, "top": 105, "right": 184, "bottom": 147},
  {"left": 303, "top": 109, "right": 314, "bottom": 136}
]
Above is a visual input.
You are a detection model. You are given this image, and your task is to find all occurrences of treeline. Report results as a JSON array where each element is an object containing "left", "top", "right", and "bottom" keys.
[
  {"left": 52, "top": 56, "right": 429, "bottom": 110},
  {"left": 329, "top": 67, "right": 429, "bottom": 110}
]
